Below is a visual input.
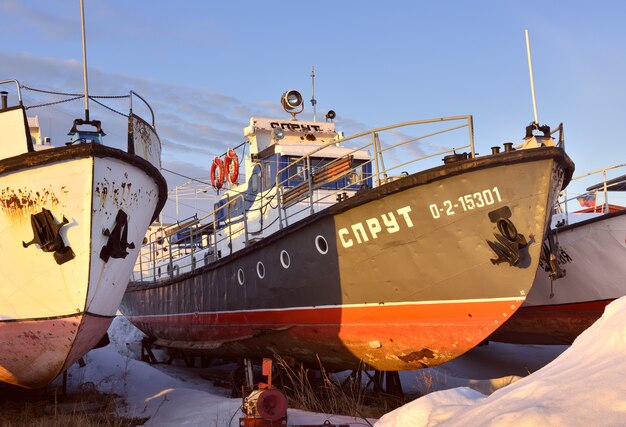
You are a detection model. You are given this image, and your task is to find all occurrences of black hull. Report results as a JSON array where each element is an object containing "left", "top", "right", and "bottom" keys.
[{"left": 122, "top": 147, "right": 573, "bottom": 370}]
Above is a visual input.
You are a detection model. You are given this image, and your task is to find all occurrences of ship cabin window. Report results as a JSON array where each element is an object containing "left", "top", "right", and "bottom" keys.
[
  {"left": 263, "top": 161, "right": 273, "bottom": 190},
  {"left": 277, "top": 155, "right": 373, "bottom": 190},
  {"left": 344, "top": 159, "right": 373, "bottom": 189},
  {"left": 214, "top": 198, "right": 228, "bottom": 229},
  {"left": 249, "top": 164, "right": 261, "bottom": 193},
  {"left": 214, "top": 195, "right": 246, "bottom": 230},
  {"left": 287, "top": 162, "right": 306, "bottom": 183},
  {"left": 257, "top": 155, "right": 278, "bottom": 191},
  {"left": 170, "top": 226, "right": 204, "bottom": 249},
  {"left": 250, "top": 172, "right": 259, "bottom": 193}
]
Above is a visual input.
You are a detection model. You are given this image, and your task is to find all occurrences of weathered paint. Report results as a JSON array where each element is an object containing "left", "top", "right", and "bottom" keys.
[
  {"left": 489, "top": 299, "right": 612, "bottom": 345},
  {"left": 127, "top": 299, "right": 522, "bottom": 371},
  {"left": 0, "top": 143, "right": 166, "bottom": 388},
  {"left": 0, "top": 312, "right": 113, "bottom": 388},
  {"left": 61, "top": 312, "right": 114, "bottom": 373},
  {"left": 0, "top": 314, "right": 81, "bottom": 388},
  {"left": 0, "top": 186, "right": 59, "bottom": 221}
]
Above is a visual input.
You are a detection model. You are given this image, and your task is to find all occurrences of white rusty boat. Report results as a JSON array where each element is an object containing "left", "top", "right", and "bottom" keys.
[{"left": 0, "top": 82, "right": 166, "bottom": 388}]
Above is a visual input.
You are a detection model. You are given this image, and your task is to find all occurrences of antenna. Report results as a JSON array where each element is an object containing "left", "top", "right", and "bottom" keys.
[
  {"left": 310, "top": 65, "right": 317, "bottom": 122},
  {"left": 80, "top": 0, "right": 90, "bottom": 121},
  {"left": 525, "top": 29, "right": 539, "bottom": 125}
]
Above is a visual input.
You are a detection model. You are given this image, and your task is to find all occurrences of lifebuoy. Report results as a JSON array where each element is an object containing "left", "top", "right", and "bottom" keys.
[
  {"left": 211, "top": 156, "right": 225, "bottom": 190},
  {"left": 224, "top": 149, "right": 239, "bottom": 184}
]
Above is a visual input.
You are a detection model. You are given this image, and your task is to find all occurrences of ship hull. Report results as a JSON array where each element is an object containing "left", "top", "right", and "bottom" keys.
[
  {"left": 122, "top": 148, "right": 572, "bottom": 371},
  {"left": 0, "top": 144, "right": 165, "bottom": 388},
  {"left": 489, "top": 210, "right": 626, "bottom": 344}
]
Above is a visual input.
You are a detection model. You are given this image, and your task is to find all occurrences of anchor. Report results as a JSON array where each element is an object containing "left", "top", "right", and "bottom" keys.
[
  {"left": 541, "top": 229, "right": 567, "bottom": 281},
  {"left": 99, "top": 209, "right": 135, "bottom": 262},
  {"left": 486, "top": 207, "right": 529, "bottom": 267},
  {"left": 22, "top": 208, "right": 75, "bottom": 265}
]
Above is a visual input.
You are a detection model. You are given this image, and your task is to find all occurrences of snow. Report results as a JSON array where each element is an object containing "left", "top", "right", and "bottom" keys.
[
  {"left": 57, "top": 297, "right": 626, "bottom": 426},
  {"left": 378, "top": 296, "right": 626, "bottom": 427}
]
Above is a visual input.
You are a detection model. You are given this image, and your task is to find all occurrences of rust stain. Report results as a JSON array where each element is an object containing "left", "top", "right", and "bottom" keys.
[
  {"left": 95, "top": 173, "right": 144, "bottom": 210},
  {"left": 398, "top": 348, "right": 435, "bottom": 365},
  {"left": 0, "top": 186, "right": 60, "bottom": 219}
]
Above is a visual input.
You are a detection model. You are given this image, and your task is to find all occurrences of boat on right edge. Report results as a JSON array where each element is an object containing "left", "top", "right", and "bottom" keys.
[{"left": 489, "top": 164, "right": 626, "bottom": 344}]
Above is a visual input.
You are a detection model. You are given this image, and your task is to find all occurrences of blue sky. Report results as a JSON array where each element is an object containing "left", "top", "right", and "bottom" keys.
[{"left": 1, "top": 1, "right": 625, "bottom": 220}]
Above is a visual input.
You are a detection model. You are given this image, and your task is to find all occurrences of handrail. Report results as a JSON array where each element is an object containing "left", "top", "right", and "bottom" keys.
[
  {"left": 278, "top": 116, "right": 474, "bottom": 174},
  {"left": 132, "top": 116, "right": 478, "bottom": 283},
  {"left": 0, "top": 80, "right": 23, "bottom": 105},
  {"left": 130, "top": 90, "right": 155, "bottom": 128},
  {"left": 558, "top": 164, "right": 626, "bottom": 219},
  {"left": 571, "top": 163, "right": 626, "bottom": 182},
  {"left": 274, "top": 116, "right": 474, "bottom": 227}
]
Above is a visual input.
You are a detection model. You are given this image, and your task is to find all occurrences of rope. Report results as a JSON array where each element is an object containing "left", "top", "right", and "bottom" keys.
[
  {"left": 21, "top": 84, "right": 130, "bottom": 116},
  {"left": 90, "top": 97, "right": 128, "bottom": 118},
  {"left": 162, "top": 167, "right": 213, "bottom": 187},
  {"left": 25, "top": 95, "right": 84, "bottom": 110},
  {"left": 21, "top": 85, "right": 130, "bottom": 99}
]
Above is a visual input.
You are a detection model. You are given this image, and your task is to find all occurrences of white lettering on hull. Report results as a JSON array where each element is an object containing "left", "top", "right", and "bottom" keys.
[{"left": 338, "top": 206, "right": 413, "bottom": 248}]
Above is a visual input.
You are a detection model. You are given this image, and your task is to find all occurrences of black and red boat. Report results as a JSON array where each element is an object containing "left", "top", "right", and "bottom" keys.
[{"left": 121, "top": 90, "right": 573, "bottom": 371}]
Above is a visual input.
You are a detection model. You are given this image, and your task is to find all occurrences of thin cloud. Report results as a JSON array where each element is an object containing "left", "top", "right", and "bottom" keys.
[
  {"left": 0, "top": 1, "right": 76, "bottom": 40},
  {"left": 1, "top": 51, "right": 252, "bottom": 173}
]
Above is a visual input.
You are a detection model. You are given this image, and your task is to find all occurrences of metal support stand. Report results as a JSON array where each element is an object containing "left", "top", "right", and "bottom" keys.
[
  {"left": 244, "top": 358, "right": 255, "bottom": 390},
  {"left": 345, "top": 368, "right": 404, "bottom": 398}
]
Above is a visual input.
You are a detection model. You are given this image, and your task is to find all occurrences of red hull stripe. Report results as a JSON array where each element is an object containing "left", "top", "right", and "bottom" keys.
[
  {"left": 489, "top": 299, "right": 615, "bottom": 345},
  {"left": 129, "top": 296, "right": 525, "bottom": 319},
  {"left": 128, "top": 298, "right": 523, "bottom": 339},
  {"left": 0, "top": 313, "right": 113, "bottom": 389},
  {"left": 517, "top": 299, "right": 612, "bottom": 318},
  {"left": 128, "top": 298, "right": 526, "bottom": 370}
]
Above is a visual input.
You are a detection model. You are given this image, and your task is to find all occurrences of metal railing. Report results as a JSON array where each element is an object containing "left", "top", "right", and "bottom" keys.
[
  {"left": 132, "top": 116, "right": 476, "bottom": 284},
  {"left": 0, "top": 80, "right": 23, "bottom": 105},
  {"left": 275, "top": 116, "right": 475, "bottom": 228},
  {"left": 556, "top": 164, "right": 626, "bottom": 222},
  {"left": 0, "top": 79, "right": 162, "bottom": 169}
]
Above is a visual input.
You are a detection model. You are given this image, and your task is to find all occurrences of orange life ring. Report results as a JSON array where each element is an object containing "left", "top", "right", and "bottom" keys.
[
  {"left": 210, "top": 157, "right": 225, "bottom": 190},
  {"left": 224, "top": 149, "right": 239, "bottom": 184}
]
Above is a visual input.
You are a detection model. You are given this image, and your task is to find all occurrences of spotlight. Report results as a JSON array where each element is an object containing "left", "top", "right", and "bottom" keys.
[
  {"left": 281, "top": 89, "right": 304, "bottom": 119},
  {"left": 273, "top": 127, "right": 285, "bottom": 140},
  {"left": 325, "top": 110, "right": 336, "bottom": 121}
]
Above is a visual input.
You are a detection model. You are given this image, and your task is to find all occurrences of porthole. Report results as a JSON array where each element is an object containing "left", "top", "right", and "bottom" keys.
[
  {"left": 256, "top": 261, "right": 265, "bottom": 279},
  {"left": 315, "top": 235, "right": 328, "bottom": 255},
  {"left": 280, "top": 250, "right": 290, "bottom": 269},
  {"left": 237, "top": 268, "right": 245, "bottom": 285},
  {"left": 157, "top": 266, "right": 162, "bottom": 278}
]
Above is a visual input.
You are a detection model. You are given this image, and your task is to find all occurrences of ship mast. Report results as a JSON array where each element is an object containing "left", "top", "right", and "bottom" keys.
[
  {"left": 310, "top": 65, "right": 317, "bottom": 122},
  {"left": 525, "top": 29, "right": 539, "bottom": 126},
  {"left": 79, "top": 0, "right": 90, "bottom": 121}
]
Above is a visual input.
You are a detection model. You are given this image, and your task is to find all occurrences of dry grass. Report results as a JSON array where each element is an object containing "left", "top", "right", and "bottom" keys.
[
  {"left": 273, "top": 356, "right": 404, "bottom": 421},
  {"left": 0, "top": 382, "right": 147, "bottom": 427},
  {"left": 414, "top": 368, "right": 446, "bottom": 396}
]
